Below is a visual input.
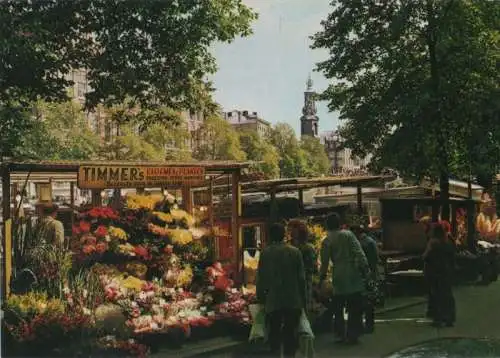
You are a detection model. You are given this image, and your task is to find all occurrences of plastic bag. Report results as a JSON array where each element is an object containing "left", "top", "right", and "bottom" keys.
[
  {"left": 297, "top": 309, "right": 314, "bottom": 338},
  {"left": 248, "top": 304, "right": 267, "bottom": 342},
  {"left": 298, "top": 310, "right": 315, "bottom": 358}
]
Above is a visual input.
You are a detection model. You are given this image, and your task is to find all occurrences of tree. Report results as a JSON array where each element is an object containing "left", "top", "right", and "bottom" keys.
[
  {"left": 268, "top": 123, "right": 307, "bottom": 178},
  {"left": 99, "top": 125, "right": 163, "bottom": 161},
  {"left": 300, "top": 136, "right": 331, "bottom": 177},
  {"left": 239, "top": 131, "right": 280, "bottom": 179},
  {"left": 142, "top": 123, "right": 193, "bottom": 162},
  {"left": 312, "top": 0, "right": 500, "bottom": 219},
  {"left": 193, "top": 116, "right": 246, "bottom": 161},
  {"left": 12, "top": 100, "right": 100, "bottom": 160},
  {"left": 0, "top": 1, "right": 257, "bottom": 111}
]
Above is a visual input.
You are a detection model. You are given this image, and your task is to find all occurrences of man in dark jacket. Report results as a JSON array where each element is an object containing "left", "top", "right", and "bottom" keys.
[{"left": 257, "top": 222, "right": 306, "bottom": 358}]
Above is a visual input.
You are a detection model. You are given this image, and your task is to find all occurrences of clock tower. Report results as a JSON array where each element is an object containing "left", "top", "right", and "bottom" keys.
[{"left": 300, "top": 74, "right": 319, "bottom": 137}]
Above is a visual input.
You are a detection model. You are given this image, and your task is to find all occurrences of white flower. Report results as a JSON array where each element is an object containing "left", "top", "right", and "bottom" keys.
[
  {"left": 139, "top": 292, "right": 147, "bottom": 300},
  {"left": 105, "top": 235, "right": 111, "bottom": 242},
  {"left": 178, "top": 288, "right": 184, "bottom": 294},
  {"left": 83, "top": 308, "right": 91, "bottom": 316},
  {"left": 63, "top": 286, "right": 70, "bottom": 294},
  {"left": 83, "top": 289, "right": 88, "bottom": 298}
]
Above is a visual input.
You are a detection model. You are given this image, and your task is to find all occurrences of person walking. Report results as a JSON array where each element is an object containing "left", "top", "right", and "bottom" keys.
[
  {"left": 352, "top": 225, "right": 379, "bottom": 334},
  {"left": 423, "top": 221, "right": 456, "bottom": 327},
  {"left": 289, "top": 219, "right": 318, "bottom": 315},
  {"left": 319, "top": 213, "right": 369, "bottom": 345},
  {"left": 256, "top": 222, "right": 306, "bottom": 358}
]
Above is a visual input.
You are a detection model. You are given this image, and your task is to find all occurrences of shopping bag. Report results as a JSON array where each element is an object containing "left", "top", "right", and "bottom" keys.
[
  {"left": 248, "top": 304, "right": 267, "bottom": 342},
  {"left": 297, "top": 309, "right": 314, "bottom": 338},
  {"left": 297, "top": 309, "right": 315, "bottom": 358}
]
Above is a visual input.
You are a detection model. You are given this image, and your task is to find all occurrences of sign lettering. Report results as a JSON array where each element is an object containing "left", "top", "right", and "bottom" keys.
[{"left": 78, "top": 165, "right": 206, "bottom": 189}]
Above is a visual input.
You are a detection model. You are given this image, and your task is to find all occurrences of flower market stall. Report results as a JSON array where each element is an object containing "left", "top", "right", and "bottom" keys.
[{"left": 1, "top": 160, "right": 255, "bottom": 357}]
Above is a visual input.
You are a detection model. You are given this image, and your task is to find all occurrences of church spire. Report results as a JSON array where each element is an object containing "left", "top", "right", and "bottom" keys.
[
  {"left": 300, "top": 73, "right": 319, "bottom": 137},
  {"left": 306, "top": 73, "right": 313, "bottom": 91}
]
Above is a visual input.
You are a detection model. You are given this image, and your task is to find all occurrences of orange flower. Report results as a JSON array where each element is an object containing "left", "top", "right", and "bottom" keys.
[
  {"left": 96, "top": 242, "right": 108, "bottom": 254},
  {"left": 82, "top": 245, "right": 96, "bottom": 254}
]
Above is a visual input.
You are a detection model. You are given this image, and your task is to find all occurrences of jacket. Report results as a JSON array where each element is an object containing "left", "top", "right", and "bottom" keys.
[
  {"left": 320, "top": 229, "right": 369, "bottom": 295},
  {"left": 256, "top": 242, "right": 306, "bottom": 313}
]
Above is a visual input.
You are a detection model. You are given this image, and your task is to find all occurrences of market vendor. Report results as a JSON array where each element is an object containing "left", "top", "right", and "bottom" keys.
[{"left": 34, "top": 203, "right": 66, "bottom": 248}]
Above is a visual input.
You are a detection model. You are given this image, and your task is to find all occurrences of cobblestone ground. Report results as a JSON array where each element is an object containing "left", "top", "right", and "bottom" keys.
[{"left": 191, "top": 281, "right": 500, "bottom": 358}]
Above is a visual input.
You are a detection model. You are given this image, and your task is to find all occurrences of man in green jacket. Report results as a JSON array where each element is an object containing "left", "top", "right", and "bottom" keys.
[
  {"left": 257, "top": 222, "right": 306, "bottom": 358},
  {"left": 319, "top": 213, "right": 369, "bottom": 345}
]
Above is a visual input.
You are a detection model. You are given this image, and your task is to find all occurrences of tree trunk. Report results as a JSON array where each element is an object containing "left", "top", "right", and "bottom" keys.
[
  {"left": 440, "top": 171, "right": 450, "bottom": 221},
  {"left": 427, "top": 0, "right": 450, "bottom": 221}
]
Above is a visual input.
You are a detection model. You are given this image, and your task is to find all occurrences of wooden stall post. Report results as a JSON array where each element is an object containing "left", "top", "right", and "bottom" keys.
[
  {"left": 269, "top": 189, "right": 278, "bottom": 223},
  {"left": 466, "top": 199, "right": 476, "bottom": 253},
  {"left": 298, "top": 189, "right": 304, "bottom": 214},
  {"left": 451, "top": 203, "right": 458, "bottom": 237},
  {"left": 231, "top": 170, "right": 242, "bottom": 284},
  {"left": 357, "top": 184, "right": 363, "bottom": 214},
  {"left": 91, "top": 190, "right": 102, "bottom": 206},
  {"left": 182, "top": 186, "right": 193, "bottom": 214},
  {"left": 2, "top": 166, "right": 12, "bottom": 300}
]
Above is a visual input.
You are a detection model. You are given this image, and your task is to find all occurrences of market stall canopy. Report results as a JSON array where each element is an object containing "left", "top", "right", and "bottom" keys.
[
  {"left": 420, "top": 178, "right": 483, "bottom": 201},
  {"left": 1, "top": 160, "right": 253, "bottom": 187}
]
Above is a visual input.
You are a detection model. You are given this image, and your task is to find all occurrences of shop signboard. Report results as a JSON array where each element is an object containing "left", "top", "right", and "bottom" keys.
[{"left": 77, "top": 165, "right": 206, "bottom": 189}]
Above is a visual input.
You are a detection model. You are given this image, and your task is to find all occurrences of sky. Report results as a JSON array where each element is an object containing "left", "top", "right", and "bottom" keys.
[{"left": 211, "top": 0, "right": 339, "bottom": 135}]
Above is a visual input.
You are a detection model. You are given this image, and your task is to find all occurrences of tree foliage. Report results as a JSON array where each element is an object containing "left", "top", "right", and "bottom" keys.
[
  {"left": 11, "top": 100, "right": 100, "bottom": 160},
  {"left": 312, "top": 0, "right": 500, "bottom": 217},
  {"left": 0, "top": 0, "right": 257, "bottom": 111},
  {"left": 193, "top": 116, "right": 246, "bottom": 161},
  {"left": 239, "top": 130, "right": 280, "bottom": 179},
  {"left": 269, "top": 123, "right": 308, "bottom": 178},
  {"left": 300, "top": 136, "right": 331, "bottom": 177},
  {"left": 142, "top": 123, "right": 193, "bottom": 162}
]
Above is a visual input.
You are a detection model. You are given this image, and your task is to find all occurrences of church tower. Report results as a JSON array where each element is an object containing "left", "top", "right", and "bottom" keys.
[{"left": 300, "top": 74, "right": 319, "bottom": 137}]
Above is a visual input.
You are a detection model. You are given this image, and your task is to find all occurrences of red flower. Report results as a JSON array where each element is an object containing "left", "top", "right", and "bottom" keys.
[
  {"left": 214, "top": 276, "right": 231, "bottom": 291},
  {"left": 83, "top": 245, "right": 96, "bottom": 254},
  {"left": 96, "top": 242, "right": 108, "bottom": 254},
  {"left": 134, "top": 246, "right": 151, "bottom": 260},
  {"left": 94, "top": 225, "right": 108, "bottom": 238},
  {"left": 439, "top": 220, "right": 451, "bottom": 234},
  {"left": 79, "top": 221, "right": 91, "bottom": 233}
]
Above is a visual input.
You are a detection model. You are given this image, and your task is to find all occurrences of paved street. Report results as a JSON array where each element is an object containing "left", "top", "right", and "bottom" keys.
[{"left": 188, "top": 282, "right": 500, "bottom": 358}]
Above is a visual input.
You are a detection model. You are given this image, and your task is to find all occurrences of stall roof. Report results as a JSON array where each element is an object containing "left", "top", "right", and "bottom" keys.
[
  {"left": 1, "top": 160, "right": 252, "bottom": 174},
  {"left": 241, "top": 175, "right": 391, "bottom": 194}
]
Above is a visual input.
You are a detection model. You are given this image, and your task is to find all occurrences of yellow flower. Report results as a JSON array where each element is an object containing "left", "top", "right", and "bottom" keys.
[
  {"left": 176, "top": 265, "right": 193, "bottom": 287},
  {"left": 120, "top": 276, "right": 146, "bottom": 291},
  {"left": 153, "top": 211, "right": 174, "bottom": 224},
  {"left": 109, "top": 226, "right": 128, "bottom": 241},
  {"left": 170, "top": 209, "right": 195, "bottom": 227},
  {"left": 168, "top": 228, "right": 193, "bottom": 245},
  {"left": 118, "top": 243, "right": 136, "bottom": 255},
  {"left": 126, "top": 194, "right": 162, "bottom": 211}
]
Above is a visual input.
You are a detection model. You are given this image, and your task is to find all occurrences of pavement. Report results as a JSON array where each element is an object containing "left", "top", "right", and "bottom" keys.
[{"left": 156, "top": 281, "right": 500, "bottom": 358}]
